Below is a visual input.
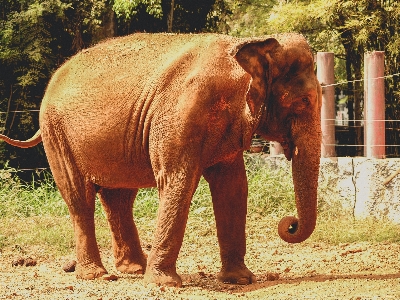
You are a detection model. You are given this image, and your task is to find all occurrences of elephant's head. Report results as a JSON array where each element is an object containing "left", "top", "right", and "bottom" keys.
[{"left": 235, "top": 33, "right": 322, "bottom": 243}]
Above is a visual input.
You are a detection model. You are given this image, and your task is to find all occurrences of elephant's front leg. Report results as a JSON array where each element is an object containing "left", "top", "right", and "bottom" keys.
[
  {"left": 203, "top": 154, "right": 257, "bottom": 285},
  {"left": 144, "top": 167, "right": 201, "bottom": 287}
]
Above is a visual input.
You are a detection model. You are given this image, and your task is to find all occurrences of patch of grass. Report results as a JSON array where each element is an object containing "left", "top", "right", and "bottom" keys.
[
  {"left": 312, "top": 214, "right": 400, "bottom": 245},
  {"left": 190, "top": 177, "right": 214, "bottom": 218},
  {"left": 0, "top": 168, "right": 68, "bottom": 218},
  {"left": 0, "top": 234, "right": 6, "bottom": 249},
  {"left": 245, "top": 154, "right": 296, "bottom": 217},
  {"left": 133, "top": 188, "right": 159, "bottom": 219},
  {"left": 0, "top": 216, "right": 74, "bottom": 255}
]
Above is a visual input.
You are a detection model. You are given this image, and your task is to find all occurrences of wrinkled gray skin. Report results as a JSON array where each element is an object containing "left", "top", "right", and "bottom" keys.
[{"left": 0, "top": 33, "right": 321, "bottom": 287}]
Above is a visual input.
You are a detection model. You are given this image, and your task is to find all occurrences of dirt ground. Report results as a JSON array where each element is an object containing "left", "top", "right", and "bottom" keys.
[{"left": 1, "top": 232, "right": 400, "bottom": 300}]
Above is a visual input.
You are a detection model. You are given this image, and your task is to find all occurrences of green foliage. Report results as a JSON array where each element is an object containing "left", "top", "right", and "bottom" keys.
[
  {"left": 133, "top": 187, "right": 159, "bottom": 218},
  {"left": 0, "top": 167, "right": 67, "bottom": 217},
  {"left": 1, "top": 1, "right": 69, "bottom": 87},
  {"left": 0, "top": 0, "right": 108, "bottom": 90},
  {"left": 0, "top": 0, "right": 109, "bottom": 170},
  {"left": 244, "top": 153, "right": 296, "bottom": 216},
  {"left": 170, "top": 0, "right": 230, "bottom": 33},
  {"left": 226, "top": 0, "right": 277, "bottom": 37},
  {"left": 113, "top": 0, "right": 163, "bottom": 20}
]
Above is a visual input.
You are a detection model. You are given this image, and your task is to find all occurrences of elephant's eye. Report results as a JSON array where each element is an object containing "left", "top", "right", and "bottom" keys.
[{"left": 302, "top": 97, "right": 310, "bottom": 105}]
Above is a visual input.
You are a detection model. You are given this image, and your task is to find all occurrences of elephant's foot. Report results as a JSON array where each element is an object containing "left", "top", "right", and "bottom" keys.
[
  {"left": 115, "top": 252, "right": 147, "bottom": 275},
  {"left": 75, "top": 263, "right": 108, "bottom": 280},
  {"left": 217, "top": 264, "right": 257, "bottom": 285},
  {"left": 116, "top": 261, "right": 146, "bottom": 275},
  {"left": 143, "top": 267, "right": 182, "bottom": 287}
]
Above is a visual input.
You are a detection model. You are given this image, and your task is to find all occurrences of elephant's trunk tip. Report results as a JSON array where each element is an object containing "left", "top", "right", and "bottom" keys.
[{"left": 278, "top": 215, "right": 315, "bottom": 244}]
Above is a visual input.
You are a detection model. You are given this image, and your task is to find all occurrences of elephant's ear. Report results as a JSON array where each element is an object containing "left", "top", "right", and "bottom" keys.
[
  {"left": 234, "top": 38, "right": 280, "bottom": 113},
  {"left": 234, "top": 38, "right": 280, "bottom": 78}
]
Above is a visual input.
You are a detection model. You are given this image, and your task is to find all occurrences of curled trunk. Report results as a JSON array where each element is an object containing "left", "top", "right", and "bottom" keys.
[{"left": 278, "top": 132, "right": 321, "bottom": 243}]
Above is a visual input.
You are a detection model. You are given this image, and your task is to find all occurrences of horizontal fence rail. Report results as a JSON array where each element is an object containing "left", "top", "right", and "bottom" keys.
[{"left": 320, "top": 72, "right": 400, "bottom": 88}]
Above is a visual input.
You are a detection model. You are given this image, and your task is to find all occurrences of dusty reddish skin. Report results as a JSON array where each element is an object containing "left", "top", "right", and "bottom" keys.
[{"left": 0, "top": 33, "right": 321, "bottom": 287}]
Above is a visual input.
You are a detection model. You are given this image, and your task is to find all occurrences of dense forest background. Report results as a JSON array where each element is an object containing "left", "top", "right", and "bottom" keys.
[{"left": 1, "top": 0, "right": 400, "bottom": 178}]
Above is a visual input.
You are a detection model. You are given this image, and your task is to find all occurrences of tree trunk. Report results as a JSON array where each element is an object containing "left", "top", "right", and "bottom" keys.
[
  {"left": 353, "top": 49, "right": 363, "bottom": 156},
  {"left": 167, "top": 0, "right": 175, "bottom": 32},
  {"left": 102, "top": 8, "right": 116, "bottom": 38},
  {"left": 342, "top": 30, "right": 363, "bottom": 156}
]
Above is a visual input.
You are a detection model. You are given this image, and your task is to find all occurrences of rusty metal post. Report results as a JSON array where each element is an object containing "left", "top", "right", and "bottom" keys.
[
  {"left": 364, "top": 51, "right": 385, "bottom": 158},
  {"left": 317, "top": 52, "right": 336, "bottom": 157},
  {"left": 270, "top": 141, "right": 283, "bottom": 156},
  {"left": 363, "top": 53, "right": 369, "bottom": 156}
]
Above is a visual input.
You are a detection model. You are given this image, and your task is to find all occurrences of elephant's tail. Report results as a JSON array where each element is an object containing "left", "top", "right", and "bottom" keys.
[{"left": 0, "top": 130, "right": 42, "bottom": 148}]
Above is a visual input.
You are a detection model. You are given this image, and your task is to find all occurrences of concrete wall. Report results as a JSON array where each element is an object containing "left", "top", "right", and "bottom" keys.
[
  {"left": 320, "top": 157, "right": 400, "bottom": 223},
  {"left": 264, "top": 156, "right": 400, "bottom": 223}
]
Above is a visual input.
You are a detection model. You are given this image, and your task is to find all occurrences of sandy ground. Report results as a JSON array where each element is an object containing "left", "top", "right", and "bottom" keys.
[{"left": 1, "top": 233, "right": 400, "bottom": 300}]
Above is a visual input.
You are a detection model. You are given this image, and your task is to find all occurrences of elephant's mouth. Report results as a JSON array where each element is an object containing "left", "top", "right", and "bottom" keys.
[{"left": 281, "top": 140, "right": 295, "bottom": 161}]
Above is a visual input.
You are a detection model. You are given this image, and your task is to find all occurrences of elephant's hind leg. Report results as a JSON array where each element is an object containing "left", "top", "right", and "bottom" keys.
[
  {"left": 59, "top": 179, "right": 107, "bottom": 279},
  {"left": 42, "top": 113, "right": 106, "bottom": 279},
  {"left": 99, "top": 188, "right": 147, "bottom": 274}
]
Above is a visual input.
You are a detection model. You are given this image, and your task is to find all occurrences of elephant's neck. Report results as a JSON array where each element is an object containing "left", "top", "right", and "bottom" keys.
[
  {"left": 247, "top": 78, "right": 268, "bottom": 112},
  {"left": 245, "top": 92, "right": 266, "bottom": 129},
  {"left": 242, "top": 100, "right": 265, "bottom": 151}
]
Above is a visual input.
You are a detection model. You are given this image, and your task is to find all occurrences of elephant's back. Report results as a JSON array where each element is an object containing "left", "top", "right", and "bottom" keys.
[
  {"left": 41, "top": 33, "right": 241, "bottom": 108},
  {"left": 40, "top": 33, "right": 246, "bottom": 135}
]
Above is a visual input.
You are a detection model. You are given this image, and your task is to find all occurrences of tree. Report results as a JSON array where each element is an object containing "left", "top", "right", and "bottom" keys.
[
  {"left": 225, "top": 0, "right": 277, "bottom": 36},
  {"left": 112, "top": 0, "right": 229, "bottom": 34},
  {"left": 0, "top": 0, "right": 109, "bottom": 177}
]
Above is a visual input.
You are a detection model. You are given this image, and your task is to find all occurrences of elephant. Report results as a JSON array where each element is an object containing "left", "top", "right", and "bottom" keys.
[{"left": 0, "top": 32, "right": 322, "bottom": 287}]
